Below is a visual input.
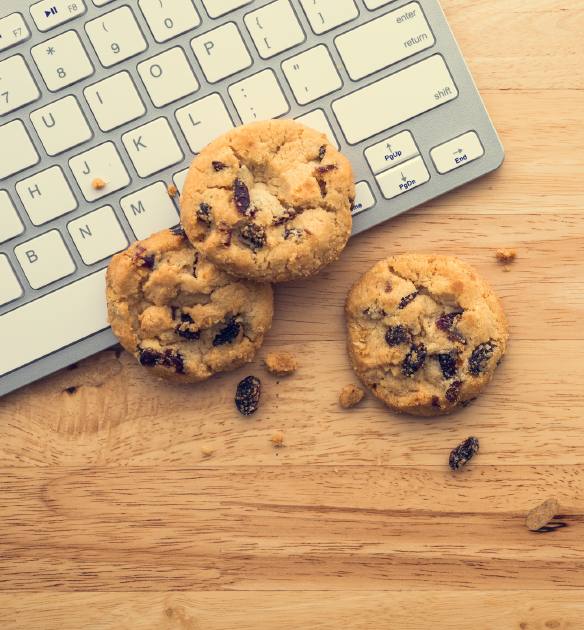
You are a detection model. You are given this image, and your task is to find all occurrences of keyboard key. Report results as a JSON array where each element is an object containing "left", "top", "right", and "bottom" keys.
[
  {"left": 0, "top": 13, "right": 31, "bottom": 52},
  {"left": 191, "top": 22, "right": 252, "bottom": 83},
  {"left": 93, "top": 0, "right": 117, "bottom": 5},
  {"left": 16, "top": 166, "right": 77, "bottom": 226},
  {"left": 0, "top": 55, "right": 40, "bottom": 117},
  {"left": 332, "top": 55, "right": 458, "bottom": 145},
  {"left": 365, "top": 130, "right": 419, "bottom": 174},
  {"left": 15, "top": 229, "right": 76, "bottom": 290},
  {"left": 69, "top": 142, "right": 130, "bottom": 201},
  {"left": 282, "top": 45, "right": 342, "bottom": 106},
  {"left": 375, "top": 155, "right": 429, "bottom": 199},
  {"left": 137, "top": 47, "right": 199, "bottom": 108},
  {"left": 0, "top": 192, "right": 24, "bottom": 244},
  {"left": 244, "top": 0, "right": 305, "bottom": 59},
  {"left": 68, "top": 205, "right": 128, "bottom": 265},
  {"left": 30, "top": 95, "right": 93, "bottom": 156},
  {"left": 0, "top": 255, "right": 23, "bottom": 307},
  {"left": 85, "top": 6, "right": 148, "bottom": 68},
  {"left": 202, "top": 0, "right": 253, "bottom": 18},
  {"left": 120, "top": 182, "right": 179, "bottom": 240},
  {"left": 173, "top": 168, "right": 189, "bottom": 194},
  {"left": 0, "top": 270, "right": 108, "bottom": 377},
  {"left": 84, "top": 72, "right": 146, "bottom": 132},
  {"left": 364, "top": 0, "right": 395, "bottom": 9},
  {"left": 0, "top": 120, "right": 40, "bottom": 181},
  {"left": 299, "top": 0, "right": 358, "bottom": 35},
  {"left": 229, "top": 69, "right": 289, "bottom": 124},
  {"left": 139, "top": 0, "right": 201, "bottom": 43},
  {"left": 295, "top": 109, "right": 339, "bottom": 149},
  {"left": 122, "top": 118, "right": 183, "bottom": 178},
  {"left": 175, "top": 93, "right": 234, "bottom": 154},
  {"left": 430, "top": 131, "right": 485, "bottom": 174},
  {"left": 335, "top": 2, "right": 434, "bottom": 81},
  {"left": 30, "top": 0, "right": 87, "bottom": 32},
  {"left": 31, "top": 30, "right": 94, "bottom": 92},
  {"left": 352, "top": 181, "right": 375, "bottom": 216}
]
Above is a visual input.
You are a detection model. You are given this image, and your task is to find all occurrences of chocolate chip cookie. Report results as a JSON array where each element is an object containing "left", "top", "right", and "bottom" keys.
[
  {"left": 106, "top": 228, "right": 274, "bottom": 383},
  {"left": 180, "top": 119, "right": 354, "bottom": 283},
  {"left": 345, "top": 254, "right": 509, "bottom": 416}
]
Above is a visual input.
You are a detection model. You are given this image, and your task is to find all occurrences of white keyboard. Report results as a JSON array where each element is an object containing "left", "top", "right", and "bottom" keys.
[{"left": 0, "top": 0, "right": 504, "bottom": 396}]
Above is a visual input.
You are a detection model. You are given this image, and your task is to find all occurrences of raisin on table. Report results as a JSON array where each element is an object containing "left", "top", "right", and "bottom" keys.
[
  {"left": 449, "top": 436, "right": 479, "bottom": 470},
  {"left": 235, "top": 376, "right": 261, "bottom": 416}
]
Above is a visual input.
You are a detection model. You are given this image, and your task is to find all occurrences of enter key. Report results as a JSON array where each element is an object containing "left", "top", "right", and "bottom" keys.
[{"left": 430, "top": 131, "right": 485, "bottom": 174}]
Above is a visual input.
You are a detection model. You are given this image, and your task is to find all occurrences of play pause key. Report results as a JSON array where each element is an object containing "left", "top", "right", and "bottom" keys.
[{"left": 30, "top": 0, "right": 87, "bottom": 32}]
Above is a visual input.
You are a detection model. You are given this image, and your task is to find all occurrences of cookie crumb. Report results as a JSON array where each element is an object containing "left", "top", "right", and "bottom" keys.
[
  {"left": 334, "top": 467, "right": 339, "bottom": 474},
  {"left": 272, "top": 432, "right": 283, "bottom": 447},
  {"left": 503, "top": 266, "right": 511, "bottom": 272},
  {"left": 167, "top": 184, "right": 178, "bottom": 197},
  {"left": 265, "top": 353, "right": 297, "bottom": 376},
  {"left": 496, "top": 248, "right": 517, "bottom": 263},
  {"left": 340, "top": 384, "right": 365, "bottom": 408},
  {"left": 449, "top": 436, "right": 479, "bottom": 470},
  {"left": 526, "top": 497, "right": 560, "bottom": 531},
  {"left": 91, "top": 178, "right": 106, "bottom": 190},
  {"left": 202, "top": 445, "right": 212, "bottom": 456}
]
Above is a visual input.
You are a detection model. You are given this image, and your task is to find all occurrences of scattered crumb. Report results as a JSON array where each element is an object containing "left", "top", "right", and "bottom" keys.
[
  {"left": 324, "top": 424, "right": 330, "bottom": 428},
  {"left": 265, "top": 353, "right": 297, "bottom": 376},
  {"left": 496, "top": 248, "right": 517, "bottom": 263},
  {"left": 202, "top": 445, "right": 212, "bottom": 456},
  {"left": 91, "top": 177, "right": 106, "bottom": 190},
  {"left": 230, "top": 470, "right": 234, "bottom": 475},
  {"left": 526, "top": 497, "right": 560, "bottom": 531},
  {"left": 167, "top": 184, "right": 178, "bottom": 197},
  {"left": 334, "top": 467, "right": 339, "bottom": 474},
  {"left": 503, "top": 266, "right": 511, "bottom": 272},
  {"left": 340, "top": 384, "right": 365, "bottom": 408},
  {"left": 272, "top": 432, "right": 283, "bottom": 447}
]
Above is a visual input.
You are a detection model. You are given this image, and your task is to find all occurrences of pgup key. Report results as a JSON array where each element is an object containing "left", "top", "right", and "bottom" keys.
[{"left": 30, "top": 0, "right": 87, "bottom": 32}]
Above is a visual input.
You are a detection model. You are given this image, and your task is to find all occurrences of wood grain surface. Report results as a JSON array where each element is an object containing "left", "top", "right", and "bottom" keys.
[{"left": 1, "top": 0, "right": 584, "bottom": 627}]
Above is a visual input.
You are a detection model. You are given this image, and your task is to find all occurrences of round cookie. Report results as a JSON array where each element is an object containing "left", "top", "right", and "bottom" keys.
[
  {"left": 180, "top": 119, "right": 354, "bottom": 283},
  {"left": 345, "top": 255, "right": 509, "bottom": 416},
  {"left": 106, "top": 228, "right": 274, "bottom": 383}
]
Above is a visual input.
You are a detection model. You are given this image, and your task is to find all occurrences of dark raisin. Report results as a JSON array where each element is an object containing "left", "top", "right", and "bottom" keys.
[
  {"left": 436, "top": 312, "right": 466, "bottom": 345},
  {"left": 66, "top": 386, "right": 77, "bottom": 394},
  {"left": 349, "top": 198, "right": 355, "bottom": 212},
  {"left": 193, "top": 251, "right": 198, "bottom": 278},
  {"left": 181, "top": 313, "right": 193, "bottom": 324},
  {"left": 235, "top": 375, "right": 261, "bottom": 416},
  {"left": 468, "top": 342, "right": 497, "bottom": 376},
  {"left": 163, "top": 349, "right": 185, "bottom": 374},
  {"left": 133, "top": 245, "right": 146, "bottom": 263},
  {"left": 139, "top": 348, "right": 185, "bottom": 373},
  {"left": 438, "top": 353, "right": 457, "bottom": 379},
  {"left": 402, "top": 343, "right": 427, "bottom": 377},
  {"left": 432, "top": 395, "right": 441, "bottom": 408},
  {"left": 273, "top": 208, "right": 302, "bottom": 226},
  {"left": 176, "top": 313, "right": 200, "bottom": 341},
  {"left": 449, "top": 436, "right": 479, "bottom": 470},
  {"left": 315, "top": 164, "right": 337, "bottom": 173},
  {"left": 213, "top": 316, "right": 241, "bottom": 347},
  {"left": 284, "top": 227, "right": 303, "bottom": 240},
  {"left": 398, "top": 292, "right": 418, "bottom": 309},
  {"left": 241, "top": 223, "right": 266, "bottom": 249},
  {"left": 171, "top": 226, "right": 186, "bottom": 237},
  {"left": 220, "top": 230, "right": 232, "bottom": 247},
  {"left": 197, "top": 203, "right": 212, "bottom": 226},
  {"left": 318, "top": 145, "right": 326, "bottom": 160},
  {"left": 139, "top": 348, "right": 164, "bottom": 366},
  {"left": 317, "top": 179, "right": 327, "bottom": 197},
  {"left": 445, "top": 380, "right": 463, "bottom": 403},
  {"left": 212, "top": 161, "right": 227, "bottom": 171},
  {"left": 234, "top": 179, "right": 250, "bottom": 215},
  {"left": 385, "top": 325, "right": 410, "bottom": 347},
  {"left": 140, "top": 254, "right": 155, "bottom": 269}
]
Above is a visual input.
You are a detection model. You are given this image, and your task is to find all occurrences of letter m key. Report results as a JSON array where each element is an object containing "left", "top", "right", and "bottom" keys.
[{"left": 131, "top": 200, "right": 145, "bottom": 215}]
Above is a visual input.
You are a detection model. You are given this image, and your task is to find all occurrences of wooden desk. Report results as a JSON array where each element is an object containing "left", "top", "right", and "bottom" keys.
[{"left": 1, "top": 1, "right": 583, "bottom": 627}]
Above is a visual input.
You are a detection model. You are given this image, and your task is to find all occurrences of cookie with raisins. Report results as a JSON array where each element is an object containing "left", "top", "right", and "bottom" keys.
[
  {"left": 180, "top": 119, "right": 354, "bottom": 283},
  {"left": 345, "top": 255, "right": 508, "bottom": 416},
  {"left": 106, "top": 229, "right": 273, "bottom": 383}
]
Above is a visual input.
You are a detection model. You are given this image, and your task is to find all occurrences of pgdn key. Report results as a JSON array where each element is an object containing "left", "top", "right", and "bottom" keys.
[{"left": 376, "top": 156, "right": 429, "bottom": 199}]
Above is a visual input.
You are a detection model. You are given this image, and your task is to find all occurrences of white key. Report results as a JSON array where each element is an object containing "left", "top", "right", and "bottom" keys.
[
  {"left": 244, "top": 0, "right": 305, "bottom": 59},
  {"left": 69, "top": 142, "right": 130, "bottom": 202},
  {"left": 229, "top": 70, "right": 289, "bottom": 124},
  {"left": 15, "top": 230, "right": 76, "bottom": 290},
  {"left": 0, "top": 120, "right": 39, "bottom": 181},
  {"left": 30, "top": 0, "right": 87, "bottom": 32},
  {"left": 175, "top": 93, "right": 234, "bottom": 154},
  {"left": 365, "top": 131, "right": 419, "bottom": 175},
  {"left": 201, "top": 0, "right": 253, "bottom": 18},
  {"left": 31, "top": 31, "right": 93, "bottom": 92},
  {"left": 122, "top": 118, "right": 183, "bottom": 178},
  {"left": 84, "top": 72, "right": 146, "bottom": 132},
  {"left": 0, "top": 55, "right": 40, "bottom": 117},
  {"left": 0, "top": 270, "right": 108, "bottom": 377},
  {"left": 295, "top": 109, "right": 339, "bottom": 149},
  {"left": 282, "top": 45, "right": 342, "bottom": 106},
  {"left": 85, "top": 6, "right": 148, "bottom": 68},
  {"left": 68, "top": 205, "right": 129, "bottom": 265},
  {"left": 431, "top": 132, "right": 485, "bottom": 174},
  {"left": 375, "top": 155, "right": 429, "bottom": 199},
  {"left": 138, "top": 47, "right": 199, "bottom": 108},
  {"left": 30, "top": 95, "right": 93, "bottom": 156},
  {"left": 352, "top": 181, "right": 375, "bottom": 216},
  {"left": 336, "top": 2, "right": 434, "bottom": 81},
  {"left": 139, "top": 0, "right": 201, "bottom": 43},
  {"left": 332, "top": 55, "right": 458, "bottom": 145},
  {"left": 16, "top": 166, "right": 77, "bottom": 226},
  {"left": 0, "top": 13, "right": 31, "bottom": 52},
  {"left": 173, "top": 168, "right": 189, "bottom": 194},
  {"left": 299, "top": 0, "right": 358, "bottom": 35},
  {"left": 0, "top": 255, "right": 23, "bottom": 307},
  {"left": 0, "top": 192, "right": 24, "bottom": 244},
  {"left": 93, "top": 0, "right": 117, "bottom": 5},
  {"left": 120, "top": 182, "right": 179, "bottom": 240},
  {"left": 190, "top": 22, "right": 252, "bottom": 84},
  {"left": 364, "top": 0, "right": 395, "bottom": 9}
]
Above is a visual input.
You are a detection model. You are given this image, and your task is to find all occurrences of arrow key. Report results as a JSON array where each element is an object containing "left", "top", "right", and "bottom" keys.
[
  {"left": 364, "top": 130, "right": 419, "bottom": 175},
  {"left": 30, "top": 0, "right": 87, "bottom": 33},
  {"left": 376, "top": 155, "right": 430, "bottom": 200},
  {"left": 430, "top": 131, "right": 485, "bottom": 174}
]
